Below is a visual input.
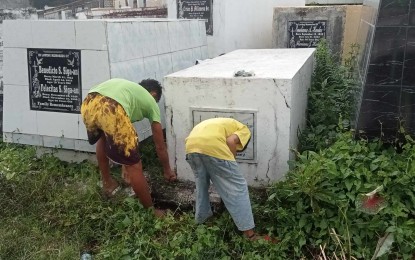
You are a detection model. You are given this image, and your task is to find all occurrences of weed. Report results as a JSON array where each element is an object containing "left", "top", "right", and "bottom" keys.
[
  {"left": 299, "top": 40, "right": 359, "bottom": 152},
  {"left": 261, "top": 131, "right": 415, "bottom": 258}
]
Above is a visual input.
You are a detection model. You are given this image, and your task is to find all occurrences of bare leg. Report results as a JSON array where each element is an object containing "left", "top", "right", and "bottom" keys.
[
  {"left": 96, "top": 135, "right": 118, "bottom": 193},
  {"left": 124, "top": 162, "right": 154, "bottom": 208},
  {"left": 124, "top": 162, "right": 165, "bottom": 217}
]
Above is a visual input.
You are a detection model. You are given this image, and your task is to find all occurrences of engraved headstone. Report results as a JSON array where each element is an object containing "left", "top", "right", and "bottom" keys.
[
  {"left": 273, "top": 6, "right": 346, "bottom": 57},
  {"left": 288, "top": 20, "right": 326, "bottom": 48},
  {"left": 27, "top": 49, "right": 82, "bottom": 114},
  {"left": 177, "top": 0, "right": 212, "bottom": 35}
]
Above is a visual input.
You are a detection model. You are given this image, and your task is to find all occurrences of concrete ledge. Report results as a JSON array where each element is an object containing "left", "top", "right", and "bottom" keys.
[
  {"left": 35, "top": 146, "right": 97, "bottom": 164},
  {"left": 306, "top": 0, "right": 363, "bottom": 5}
]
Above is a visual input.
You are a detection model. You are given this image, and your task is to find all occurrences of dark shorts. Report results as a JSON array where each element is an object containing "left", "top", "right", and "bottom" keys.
[{"left": 81, "top": 92, "right": 141, "bottom": 165}]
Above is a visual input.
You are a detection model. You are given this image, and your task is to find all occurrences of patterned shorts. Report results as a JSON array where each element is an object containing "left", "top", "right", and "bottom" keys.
[{"left": 81, "top": 92, "right": 140, "bottom": 165}]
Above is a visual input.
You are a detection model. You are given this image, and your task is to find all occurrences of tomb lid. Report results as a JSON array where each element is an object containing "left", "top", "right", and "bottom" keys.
[{"left": 166, "top": 49, "right": 315, "bottom": 79}]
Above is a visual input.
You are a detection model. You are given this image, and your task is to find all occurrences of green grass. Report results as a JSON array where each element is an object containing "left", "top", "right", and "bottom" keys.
[
  {"left": 0, "top": 141, "right": 283, "bottom": 259},
  {"left": 2, "top": 138, "right": 414, "bottom": 259}
]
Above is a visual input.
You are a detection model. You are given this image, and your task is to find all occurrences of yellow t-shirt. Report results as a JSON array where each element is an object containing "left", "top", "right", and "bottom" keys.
[{"left": 185, "top": 118, "right": 251, "bottom": 161}]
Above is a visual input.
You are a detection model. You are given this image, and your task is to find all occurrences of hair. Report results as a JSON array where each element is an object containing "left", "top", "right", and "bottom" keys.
[{"left": 139, "top": 78, "right": 162, "bottom": 102}]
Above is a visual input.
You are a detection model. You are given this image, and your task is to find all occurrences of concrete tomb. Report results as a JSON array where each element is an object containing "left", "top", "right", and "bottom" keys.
[{"left": 164, "top": 48, "right": 315, "bottom": 186}]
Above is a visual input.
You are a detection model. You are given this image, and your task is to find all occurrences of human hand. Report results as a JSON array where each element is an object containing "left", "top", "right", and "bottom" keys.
[{"left": 163, "top": 170, "right": 177, "bottom": 182}]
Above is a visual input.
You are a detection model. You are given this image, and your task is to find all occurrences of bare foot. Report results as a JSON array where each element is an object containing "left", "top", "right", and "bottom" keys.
[{"left": 163, "top": 170, "right": 177, "bottom": 182}]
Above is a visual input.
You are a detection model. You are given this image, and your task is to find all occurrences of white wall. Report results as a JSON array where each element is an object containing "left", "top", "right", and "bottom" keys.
[
  {"left": 0, "top": 24, "right": 3, "bottom": 94},
  {"left": 2, "top": 19, "right": 207, "bottom": 152},
  {"left": 167, "top": 0, "right": 306, "bottom": 58},
  {"left": 0, "top": 9, "right": 38, "bottom": 94}
]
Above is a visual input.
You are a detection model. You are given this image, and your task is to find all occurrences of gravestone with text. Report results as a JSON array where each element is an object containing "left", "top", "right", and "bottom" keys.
[
  {"left": 288, "top": 20, "right": 326, "bottom": 48},
  {"left": 273, "top": 6, "right": 346, "bottom": 56},
  {"left": 28, "top": 49, "right": 82, "bottom": 113},
  {"left": 177, "top": 0, "right": 212, "bottom": 35}
]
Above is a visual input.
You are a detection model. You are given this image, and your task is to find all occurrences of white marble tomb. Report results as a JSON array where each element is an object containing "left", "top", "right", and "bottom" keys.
[{"left": 164, "top": 49, "right": 315, "bottom": 186}]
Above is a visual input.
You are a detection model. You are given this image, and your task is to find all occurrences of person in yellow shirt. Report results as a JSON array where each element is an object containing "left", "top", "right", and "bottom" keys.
[
  {"left": 81, "top": 78, "right": 176, "bottom": 217},
  {"left": 185, "top": 117, "right": 260, "bottom": 240}
]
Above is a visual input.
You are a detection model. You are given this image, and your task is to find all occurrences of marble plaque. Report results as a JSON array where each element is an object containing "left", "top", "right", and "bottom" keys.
[
  {"left": 27, "top": 48, "right": 82, "bottom": 113},
  {"left": 288, "top": 20, "right": 327, "bottom": 48},
  {"left": 191, "top": 107, "right": 257, "bottom": 162},
  {"left": 177, "top": 0, "right": 212, "bottom": 35}
]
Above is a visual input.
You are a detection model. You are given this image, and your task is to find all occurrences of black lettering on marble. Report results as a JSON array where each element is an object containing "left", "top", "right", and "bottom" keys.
[
  {"left": 288, "top": 20, "right": 327, "bottom": 48},
  {"left": 177, "top": 0, "right": 213, "bottom": 35},
  {"left": 27, "top": 48, "right": 82, "bottom": 114}
]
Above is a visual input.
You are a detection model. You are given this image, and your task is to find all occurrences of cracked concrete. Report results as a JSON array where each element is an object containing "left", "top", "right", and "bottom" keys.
[{"left": 273, "top": 79, "right": 291, "bottom": 109}]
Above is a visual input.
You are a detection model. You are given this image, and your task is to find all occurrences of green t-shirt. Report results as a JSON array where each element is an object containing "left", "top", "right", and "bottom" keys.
[{"left": 89, "top": 78, "right": 161, "bottom": 123}]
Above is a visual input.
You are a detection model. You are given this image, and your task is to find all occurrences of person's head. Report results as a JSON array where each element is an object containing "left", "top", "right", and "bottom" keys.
[{"left": 139, "top": 79, "right": 162, "bottom": 103}]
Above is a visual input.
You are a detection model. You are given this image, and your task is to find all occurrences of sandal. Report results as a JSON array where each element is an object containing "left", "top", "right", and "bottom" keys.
[
  {"left": 103, "top": 185, "right": 122, "bottom": 198},
  {"left": 124, "top": 187, "right": 136, "bottom": 197}
]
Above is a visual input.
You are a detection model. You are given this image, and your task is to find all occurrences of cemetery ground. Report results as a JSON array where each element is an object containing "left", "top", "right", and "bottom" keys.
[{"left": 1, "top": 42, "right": 415, "bottom": 259}]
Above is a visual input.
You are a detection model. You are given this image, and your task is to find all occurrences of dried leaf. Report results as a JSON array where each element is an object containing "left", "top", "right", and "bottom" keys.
[{"left": 371, "top": 233, "right": 394, "bottom": 260}]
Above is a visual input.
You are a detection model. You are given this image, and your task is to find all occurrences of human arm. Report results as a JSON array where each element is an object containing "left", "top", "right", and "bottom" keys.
[
  {"left": 226, "top": 134, "right": 241, "bottom": 158},
  {"left": 226, "top": 120, "right": 251, "bottom": 158},
  {"left": 151, "top": 122, "right": 177, "bottom": 182}
]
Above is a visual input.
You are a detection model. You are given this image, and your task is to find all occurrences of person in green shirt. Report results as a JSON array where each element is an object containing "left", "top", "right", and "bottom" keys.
[{"left": 81, "top": 78, "right": 176, "bottom": 217}]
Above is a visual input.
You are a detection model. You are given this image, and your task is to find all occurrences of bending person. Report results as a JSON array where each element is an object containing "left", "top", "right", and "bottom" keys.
[
  {"left": 185, "top": 117, "right": 264, "bottom": 240},
  {"left": 81, "top": 78, "right": 176, "bottom": 217}
]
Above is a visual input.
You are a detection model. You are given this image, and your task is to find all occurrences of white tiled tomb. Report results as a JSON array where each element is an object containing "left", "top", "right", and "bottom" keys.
[
  {"left": 3, "top": 19, "right": 207, "bottom": 152},
  {"left": 164, "top": 49, "right": 315, "bottom": 186}
]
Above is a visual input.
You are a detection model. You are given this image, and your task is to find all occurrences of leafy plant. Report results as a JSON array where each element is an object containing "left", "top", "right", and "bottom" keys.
[
  {"left": 258, "top": 40, "right": 414, "bottom": 258},
  {"left": 299, "top": 40, "right": 359, "bottom": 152},
  {"left": 261, "top": 131, "right": 415, "bottom": 259}
]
